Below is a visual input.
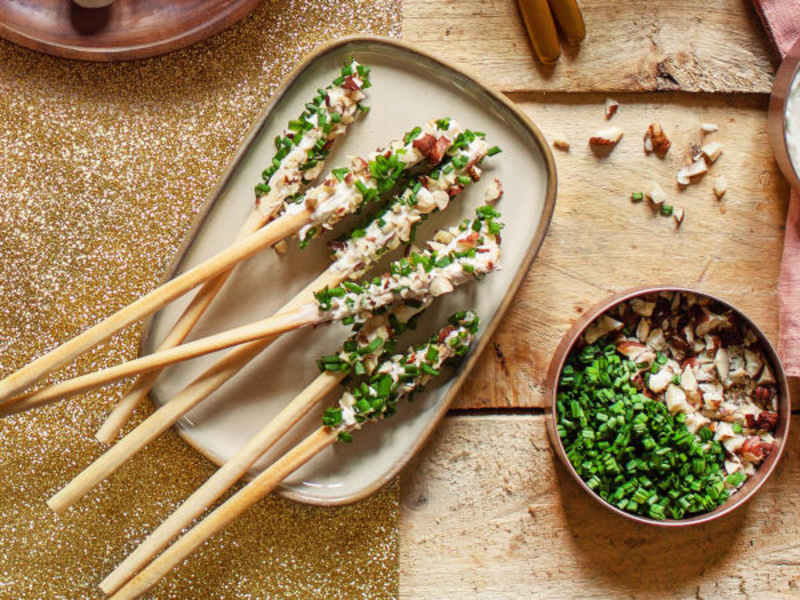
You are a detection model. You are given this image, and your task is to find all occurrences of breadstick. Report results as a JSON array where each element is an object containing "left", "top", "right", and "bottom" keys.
[
  {"left": 45, "top": 207, "right": 503, "bottom": 513},
  {"left": 0, "top": 118, "right": 458, "bottom": 404},
  {"left": 99, "top": 303, "right": 425, "bottom": 595},
  {"left": 108, "top": 313, "right": 479, "bottom": 599},
  {"left": 96, "top": 61, "right": 371, "bottom": 443}
]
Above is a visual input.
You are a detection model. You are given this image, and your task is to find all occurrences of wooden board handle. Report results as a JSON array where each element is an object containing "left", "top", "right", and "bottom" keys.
[
  {"left": 516, "top": 0, "right": 561, "bottom": 64},
  {"left": 549, "top": 0, "right": 586, "bottom": 43}
]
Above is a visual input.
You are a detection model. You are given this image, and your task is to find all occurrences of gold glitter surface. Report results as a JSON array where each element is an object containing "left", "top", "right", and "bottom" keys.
[{"left": 0, "top": 1, "right": 401, "bottom": 597}]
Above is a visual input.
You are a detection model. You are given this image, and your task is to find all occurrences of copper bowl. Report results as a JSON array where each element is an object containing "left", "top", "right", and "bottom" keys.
[
  {"left": 768, "top": 37, "right": 800, "bottom": 191},
  {"left": 545, "top": 286, "right": 791, "bottom": 527}
]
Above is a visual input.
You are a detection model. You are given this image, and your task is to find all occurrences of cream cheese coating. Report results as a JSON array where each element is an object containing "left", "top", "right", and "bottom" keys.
[
  {"left": 330, "top": 137, "right": 490, "bottom": 278},
  {"left": 322, "top": 215, "right": 501, "bottom": 322},
  {"left": 255, "top": 62, "right": 367, "bottom": 218},
  {"left": 284, "top": 118, "right": 464, "bottom": 241}
]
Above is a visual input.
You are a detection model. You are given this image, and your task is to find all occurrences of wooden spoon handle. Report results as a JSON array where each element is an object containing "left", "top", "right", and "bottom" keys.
[
  {"left": 548, "top": 0, "right": 586, "bottom": 43},
  {"left": 516, "top": 0, "right": 561, "bottom": 64}
]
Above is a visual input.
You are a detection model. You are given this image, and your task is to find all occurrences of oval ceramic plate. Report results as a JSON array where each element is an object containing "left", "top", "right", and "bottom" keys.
[{"left": 143, "top": 37, "right": 557, "bottom": 506}]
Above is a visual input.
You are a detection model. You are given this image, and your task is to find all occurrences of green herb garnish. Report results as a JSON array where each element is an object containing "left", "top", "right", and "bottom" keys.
[{"left": 557, "top": 342, "right": 731, "bottom": 521}]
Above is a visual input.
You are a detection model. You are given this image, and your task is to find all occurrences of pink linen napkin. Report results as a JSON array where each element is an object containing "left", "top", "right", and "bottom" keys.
[
  {"left": 753, "top": 0, "right": 800, "bottom": 377},
  {"left": 753, "top": 0, "right": 800, "bottom": 56}
]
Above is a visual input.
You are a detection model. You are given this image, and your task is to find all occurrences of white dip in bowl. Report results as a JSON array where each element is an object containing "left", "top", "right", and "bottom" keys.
[{"left": 786, "top": 67, "right": 800, "bottom": 179}]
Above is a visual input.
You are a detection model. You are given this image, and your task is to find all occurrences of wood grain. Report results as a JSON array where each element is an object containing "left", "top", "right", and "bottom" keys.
[
  {"left": 404, "top": 0, "right": 778, "bottom": 93},
  {"left": 452, "top": 93, "right": 791, "bottom": 409},
  {"left": 399, "top": 5, "right": 797, "bottom": 598},
  {"left": 400, "top": 415, "right": 800, "bottom": 597}
]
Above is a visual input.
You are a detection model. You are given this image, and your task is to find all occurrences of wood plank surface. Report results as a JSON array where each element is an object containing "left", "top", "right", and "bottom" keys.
[
  {"left": 450, "top": 93, "right": 792, "bottom": 410},
  {"left": 398, "top": 3, "right": 798, "bottom": 599},
  {"left": 404, "top": 0, "right": 778, "bottom": 93},
  {"left": 400, "top": 415, "right": 800, "bottom": 598}
]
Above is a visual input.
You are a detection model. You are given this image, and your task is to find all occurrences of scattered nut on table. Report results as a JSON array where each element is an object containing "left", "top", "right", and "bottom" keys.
[
  {"left": 701, "top": 122, "right": 719, "bottom": 134},
  {"left": 674, "top": 207, "right": 685, "bottom": 227},
  {"left": 714, "top": 175, "right": 727, "bottom": 199},
  {"left": 701, "top": 141, "right": 724, "bottom": 163},
  {"left": 604, "top": 98, "right": 619, "bottom": 119},
  {"left": 676, "top": 158, "right": 708, "bottom": 186},
  {"left": 646, "top": 182, "right": 669, "bottom": 205},
  {"left": 643, "top": 121, "right": 671, "bottom": 156},
  {"left": 551, "top": 134, "right": 570, "bottom": 151},
  {"left": 589, "top": 126, "right": 623, "bottom": 147}
]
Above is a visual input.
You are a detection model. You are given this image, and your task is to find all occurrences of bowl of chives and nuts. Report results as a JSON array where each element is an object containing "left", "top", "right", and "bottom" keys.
[{"left": 545, "top": 287, "right": 790, "bottom": 526}]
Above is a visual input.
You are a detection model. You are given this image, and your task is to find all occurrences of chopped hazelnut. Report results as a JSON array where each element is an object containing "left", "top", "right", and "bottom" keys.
[
  {"left": 644, "top": 122, "right": 671, "bottom": 156},
  {"left": 604, "top": 98, "right": 620, "bottom": 119},
  {"left": 701, "top": 141, "right": 723, "bottom": 163},
  {"left": 273, "top": 239, "right": 288, "bottom": 256},
  {"left": 676, "top": 158, "right": 708, "bottom": 186},
  {"left": 713, "top": 175, "right": 727, "bottom": 199},
  {"left": 483, "top": 179, "right": 503, "bottom": 204},
  {"left": 552, "top": 134, "right": 571, "bottom": 151},
  {"left": 589, "top": 126, "right": 623, "bottom": 147},
  {"left": 646, "top": 182, "right": 669, "bottom": 205}
]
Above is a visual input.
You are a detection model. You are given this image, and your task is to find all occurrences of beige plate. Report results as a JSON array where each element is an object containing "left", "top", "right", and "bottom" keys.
[{"left": 143, "top": 37, "right": 557, "bottom": 506}]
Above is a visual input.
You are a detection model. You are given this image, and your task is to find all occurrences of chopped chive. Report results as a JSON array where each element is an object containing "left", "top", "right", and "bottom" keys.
[
  {"left": 404, "top": 126, "right": 422, "bottom": 144},
  {"left": 421, "top": 363, "right": 440, "bottom": 376},
  {"left": 343, "top": 281, "right": 363, "bottom": 294}
]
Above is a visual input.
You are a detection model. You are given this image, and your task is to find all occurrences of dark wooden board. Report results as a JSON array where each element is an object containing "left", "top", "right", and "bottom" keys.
[{"left": 0, "top": 0, "right": 259, "bottom": 61}]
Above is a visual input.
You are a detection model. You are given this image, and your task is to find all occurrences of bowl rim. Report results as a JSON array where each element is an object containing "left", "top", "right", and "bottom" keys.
[
  {"left": 544, "top": 286, "right": 791, "bottom": 527},
  {"left": 767, "top": 36, "right": 800, "bottom": 192}
]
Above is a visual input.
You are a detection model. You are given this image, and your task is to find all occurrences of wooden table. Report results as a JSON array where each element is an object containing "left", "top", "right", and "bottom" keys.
[{"left": 399, "top": 1, "right": 800, "bottom": 596}]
